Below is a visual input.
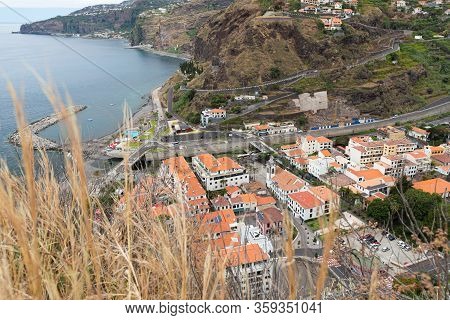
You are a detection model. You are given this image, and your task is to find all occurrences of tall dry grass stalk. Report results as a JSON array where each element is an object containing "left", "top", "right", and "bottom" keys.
[{"left": 0, "top": 84, "right": 226, "bottom": 299}]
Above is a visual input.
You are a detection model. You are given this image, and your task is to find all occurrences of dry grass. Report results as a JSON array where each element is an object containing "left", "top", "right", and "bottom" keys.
[{"left": 1, "top": 84, "right": 447, "bottom": 300}]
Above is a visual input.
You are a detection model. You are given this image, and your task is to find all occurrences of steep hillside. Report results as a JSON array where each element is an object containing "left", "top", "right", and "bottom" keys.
[
  {"left": 131, "top": 0, "right": 233, "bottom": 51},
  {"left": 20, "top": 0, "right": 181, "bottom": 36},
  {"left": 188, "top": 0, "right": 393, "bottom": 89}
]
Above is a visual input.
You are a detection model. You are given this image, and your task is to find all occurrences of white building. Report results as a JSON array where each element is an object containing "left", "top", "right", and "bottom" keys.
[
  {"left": 408, "top": 126, "right": 429, "bottom": 141},
  {"left": 288, "top": 185, "right": 338, "bottom": 221},
  {"left": 192, "top": 154, "right": 249, "bottom": 191},
  {"left": 201, "top": 108, "right": 226, "bottom": 127},
  {"left": 266, "top": 158, "right": 308, "bottom": 203},
  {"left": 300, "top": 135, "right": 333, "bottom": 155}
]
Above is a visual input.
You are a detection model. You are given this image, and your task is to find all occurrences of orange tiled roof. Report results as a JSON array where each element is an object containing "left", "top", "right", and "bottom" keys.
[
  {"left": 320, "top": 149, "right": 332, "bottom": 157},
  {"left": 406, "top": 149, "right": 427, "bottom": 159},
  {"left": 316, "top": 136, "right": 333, "bottom": 144},
  {"left": 256, "top": 195, "right": 277, "bottom": 206},
  {"left": 289, "top": 191, "right": 322, "bottom": 209},
  {"left": 272, "top": 167, "right": 306, "bottom": 192},
  {"left": 197, "top": 154, "right": 243, "bottom": 173},
  {"left": 211, "top": 232, "right": 241, "bottom": 250},
  {"left": 308, "top": 185, "right": 338, "bottom": 203},
  {"left": 283, "top": 148, "right": 305, "bottom": 158},
  {"left": 254, "top": 124, "right": 270, "bottom": 131},
  {"left": 413, "top": 178, "right": 450, "bottom": 195},
  {"left": 411, "top": 126, "right": 428, "bottom": 135},
  {"left": 219, "top": 243, "right": 269, "bottom": 267},
  {"left": 347, "top": 168, "right": 384, "bottom": 180},
  {"left": 226, "top": 185, "right": 241, "bottom": 195},
  {"left": 210, "top": 108, "right": 226, "bottom": 114},
  {"left": 198, "top": 209, "right": 237, "bottom": 235}
]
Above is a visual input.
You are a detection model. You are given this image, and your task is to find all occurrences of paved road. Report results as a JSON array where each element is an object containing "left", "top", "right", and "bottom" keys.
[{"left": 310, "top": 96, "right": 450, "bottom": 137}]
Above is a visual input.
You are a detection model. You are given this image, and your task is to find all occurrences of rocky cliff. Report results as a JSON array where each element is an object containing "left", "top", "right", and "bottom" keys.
[
  {"left": 188, "top": 0, "right": 390, "bottom": 89},
  {"left": 20, "top": 0, "right": 181, "bottom": 36}
]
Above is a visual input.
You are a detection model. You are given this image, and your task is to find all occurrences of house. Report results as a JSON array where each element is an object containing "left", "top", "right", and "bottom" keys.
[
  {"left": 344, "top": 168, "right": 384, "bottom": 183},
  {"left": 288, "top": 191, "right": 323, "bottom": 221},
  {"left": 211, "top": 232, "right": 241, "bottom": 250},
  {"left": 343, "top": 8, "right": 354, "bottom": 16},
  {"left": 304, "top": 5, "right": 319, "bottom": 13},
  {"left": 377, "top": 126, "right": 406, "bottom": 140},
  {"left": 334, "top": 2, "right": 343, "bottom": 9},
  {"left": 413, "top": 178, "right": 450, "bottom": 198},
  {"left": 218, "top": 243, "right": 272, "bottom": 299},
  {"left": 412, "top": 7, "right": 426, "bottom": 14},
  {"left": 192, "top": 153, "right": 249, "bottom": 191},
  {"left": 308, "top": 156, "right": 343, "bottom": 179},
  {"left": 257, "top": 207, "right": 284, "bottom": 236},
  {"left": 353, "top": 176, "right": 396, "bottom": 197},
  {"left": 226, "top": 185, "right": 242, "bottom": 198},
  {"left": 201, "top": 108, "right": 226, "bottom": 127},
  {"left": 431, "top": 153, "right": 450, "bottom": 166},
  {"left": 256, "top": 195, "right": 277, "bottom": 210},
  {"left": 235, "top": 95, "right": 256, "bottom": 101},
  {"left": 300, "top": 135, "right": 333, "bottom": 155},
  {"left": 320, "top": 16, "right": 343, "bottom": 30},
  {"left": 424, "top": 145, "right": 445, "bottom": 157},
  {"left": 408, "top": 127, "right": 429, "bottom": 141},
  {"left": 266, "top": 158, "right": 308, "bottom": 203},
  {"left": 302, "top": 0, "right": 320, "bottom": 5},
  {"left": 308, "top": 185, "right": 340, "bottom": 215},
  {"left": 212, "top": 196, "right": 232, "bottom": 211},
  {"left": 253, "top": 124, "right": 270, "bottom": 136},
  {"left": 198, "top": 209, "right": 238, "bottom": 239},
  {"left": 230, "top": 193, "right": 257, "bottom": 213}
]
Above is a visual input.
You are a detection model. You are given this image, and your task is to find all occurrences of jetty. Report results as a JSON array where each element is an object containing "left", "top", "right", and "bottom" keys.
[{"left": 8, "top": 105, "right": 87, "bottom": 150}]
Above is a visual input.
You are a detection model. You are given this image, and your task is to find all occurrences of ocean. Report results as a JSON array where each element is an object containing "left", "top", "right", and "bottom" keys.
[{"left": 0, "top": 24, "right": 181, "bottom": 173}]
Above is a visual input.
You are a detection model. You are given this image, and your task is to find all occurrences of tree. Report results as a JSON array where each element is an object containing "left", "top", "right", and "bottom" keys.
[
  {"left": 366, "top": 199, "right": 390, "bottom": 222},
  {"left": 269, "top": 66, "right": 281, "bottom": 80}
]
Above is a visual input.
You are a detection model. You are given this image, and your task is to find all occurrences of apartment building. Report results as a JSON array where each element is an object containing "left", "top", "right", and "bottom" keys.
[
  {"left": 346, "top": 136, "right": 416, "bottom": 166},
  {"left": 373, "top": 155, "right": 405, "bottom": 178},
  {"left": 408, "top": 126, "right": 429, "bottom": 141},
  {"left": 219, "top": 243, "right": 272, "bottom": 299},
  {"left": 377, "top": 126, "right": 406, "bottom": 140},
  {"left": 161, "top": 156, "right": 209, "bottom": 215},
  {"left": 404, "top": 149, "right": 431, "bottom": 173},
  {"left": 192, "top": 153, "right": 249, "bottom": 191}
]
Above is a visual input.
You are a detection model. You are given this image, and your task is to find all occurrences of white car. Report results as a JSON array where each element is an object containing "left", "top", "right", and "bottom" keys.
[{"left": 381, "top": 247, "right": 390, "bottom": 252}]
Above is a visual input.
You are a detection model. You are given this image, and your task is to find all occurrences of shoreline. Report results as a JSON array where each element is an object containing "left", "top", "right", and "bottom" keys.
[{"left": 127, "top": 44, "right": 191, "bottom": 61}]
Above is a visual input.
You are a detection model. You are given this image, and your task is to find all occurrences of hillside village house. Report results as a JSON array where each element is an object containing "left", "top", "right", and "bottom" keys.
[
  {"left": 192, "top": 153, "right": 249, "bottom": 191},
  {"left": 404, "top": 149, "right": 431, "bottom": 173},
  {"left": 257, "top": 207, "right": 284, "bottom": 236},
  {"left": 266, "top": 157, "right": 308, "bottom": 203},
  {"left": 408, "top": 126, "right": 429, "bottom": 141},
  {"left": 320, "top": 17, "right": 342, "bottom": 30},
  {"left": 201, "top": 108, "right": 226, "bottom": 127}
]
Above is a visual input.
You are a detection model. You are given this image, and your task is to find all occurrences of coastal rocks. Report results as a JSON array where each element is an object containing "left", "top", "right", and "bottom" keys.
[{"left": 8, "top": 105, "right": 87, "bottom": 151}]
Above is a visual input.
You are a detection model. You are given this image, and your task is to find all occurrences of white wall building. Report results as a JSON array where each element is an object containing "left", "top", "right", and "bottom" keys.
[{"left": 192, "top": 154, "right": 249, "bottom": 191}]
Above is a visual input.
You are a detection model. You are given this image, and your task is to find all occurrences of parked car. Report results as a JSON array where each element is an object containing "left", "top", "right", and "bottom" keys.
[
  {"left": 387, "top": 234, "right": 395, "bottom": 241},
  {"left": 397, "top": 240, "right": 405, "bottom": 247},
  {"left": 381, "top": 247, "right": 390, "bottom": 252}
]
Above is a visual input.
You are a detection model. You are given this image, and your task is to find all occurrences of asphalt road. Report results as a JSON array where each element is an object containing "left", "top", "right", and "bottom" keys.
[{"left": 310, "top": 96, "right": 450, "bottom": 137}]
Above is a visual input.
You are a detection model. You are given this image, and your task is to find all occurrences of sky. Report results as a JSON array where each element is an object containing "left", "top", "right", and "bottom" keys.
[{"left": 1, "top": 0, "right": 123, "bottom": 8}]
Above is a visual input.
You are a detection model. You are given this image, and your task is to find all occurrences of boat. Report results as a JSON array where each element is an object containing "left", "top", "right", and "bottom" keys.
[
  {"left": 110, "top": 103, "right": 115, "bottom": 106},
  {"left": 88, "top": 118, "right": 93, "bottom": 122}
]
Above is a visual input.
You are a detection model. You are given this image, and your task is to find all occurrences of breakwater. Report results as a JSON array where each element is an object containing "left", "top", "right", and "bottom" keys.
[{"left": 8, "top": 105, "right": 87, "bottom": 150}]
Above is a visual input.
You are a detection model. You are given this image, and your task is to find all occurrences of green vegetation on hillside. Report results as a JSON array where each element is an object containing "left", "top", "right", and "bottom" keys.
[{"left": 289, "top": 40, "right": 450, "bottom": 116}]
